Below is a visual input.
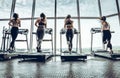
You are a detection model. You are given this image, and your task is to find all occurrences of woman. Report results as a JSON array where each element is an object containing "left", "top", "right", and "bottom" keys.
[
  {"left": 8, "top": 13, "right": 21, "bottom": 51},
  {"left": 100, "top": 16, "right": 113, "bottom": 54},
  {"left": 64, "top": 15, "right": 74, "bottom": 52},
  {"left": 35, "top": 13, "right": 47, "bottom": 52}
]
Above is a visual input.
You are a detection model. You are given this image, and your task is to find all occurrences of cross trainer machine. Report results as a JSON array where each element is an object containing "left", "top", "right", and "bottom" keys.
[
  {"left": 0, "top": 26, "right": 29, "bottom": 60},
  {"left": 19, "top": 28, "right": 53, "bottom": 62},
  {"left": 91, "top": 27, "right": 120, "bottom": 60},
  {"left": 60, "top": 28, "right": 78, "bottom": 54},
  {"left": 32, "top": 28, "right": 53, "bottom": 54},
  {"left": 1, "top": 26, "right": 29, "bottom": 52},
  {"left": 60, "top": 28, "right": 87, "bottom": 61}
]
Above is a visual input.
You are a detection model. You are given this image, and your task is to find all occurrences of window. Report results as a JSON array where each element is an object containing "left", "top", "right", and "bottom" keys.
[
  {"left": 79, "top": 0, "right": 99, "bottom": 17},
  {"left": 57, "top": 0, "right": 77, "bottom": 17},
  {"left": 0, "top": 0, "right": 12, "bottom": 18},
  {"left": 35, "top": 0, "right": 54, "bottom": 17},
  {"left": 100, "top": 0, "right": 117, "bottom": 16}
]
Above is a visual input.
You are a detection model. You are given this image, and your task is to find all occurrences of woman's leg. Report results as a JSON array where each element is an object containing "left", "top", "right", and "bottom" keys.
[
  {"left": 66, "top": 30, "right": 70, "bottom": 51},
  {"left": 69, "top": 30, "right": 74, "bottom": 51},
  {"left": 107, "top": 31, "right": 113, "bottom": 53},
  {"left": 66, "top": 29, "right": 73, "bottom": 52},
  {"left": 9, "top": 27, "right": 18, "bottom": 50},
  {"left": 102, "top": 31, "right": 107, "bottom": 44},
  {"left": 37, "top": 28, "right": 45, "bottom": 52}
]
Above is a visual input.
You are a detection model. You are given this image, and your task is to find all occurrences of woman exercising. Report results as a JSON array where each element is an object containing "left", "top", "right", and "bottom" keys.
[
  {"left": 35, "top": 13, "right": 47, "bottom": 52},
  {"left": 64, "top": 15, "right": 74, "bottom": 52},
  {"left": 8, "top": 13, "right": 21, "bottom": 51},
  {"left": 100, "top": 16, "right": 113, "bottom": 54}
]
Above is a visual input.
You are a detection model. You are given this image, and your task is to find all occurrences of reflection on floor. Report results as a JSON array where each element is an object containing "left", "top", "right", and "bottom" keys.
[{"left": 0, "top": 56, "right": 120, "bottom": 78}]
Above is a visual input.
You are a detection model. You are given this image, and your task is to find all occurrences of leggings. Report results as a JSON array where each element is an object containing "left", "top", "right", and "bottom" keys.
[
  {"left": 10, "top": 27, "right": 18, "bottom": 49},
  {"left": 66, "top": 29, "right": 74, "bottom": 49},
  {"left": 36, "top": 28, "right": 45, "bottom": 49},
  {"left": 103, "top": 30, "right": 112, "bottom": 49}
]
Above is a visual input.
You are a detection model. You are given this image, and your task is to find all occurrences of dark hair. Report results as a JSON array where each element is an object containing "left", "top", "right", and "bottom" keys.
[
  {"left": 13, "top": 13, "right": 18, "bottom": 21},
  {"left": 40, "top": 13, "right": 46, "bottom": 19},
  {"left": 66, "top": 15, "right": 71, "bottom": 19},
  {"left": 101, "top": 16, "right": 106, "bottom": 21}
]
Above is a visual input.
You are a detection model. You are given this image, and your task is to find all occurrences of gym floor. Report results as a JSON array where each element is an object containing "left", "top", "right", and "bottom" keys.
[{"left": 0, "top": 56, "right": 120, "bottom": 78}]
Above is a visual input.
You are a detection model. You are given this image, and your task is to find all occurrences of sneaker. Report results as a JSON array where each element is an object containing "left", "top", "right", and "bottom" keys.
[
  {"left": 103, "top": 41, "right": 107, "bottom": 44},
  {"left": 109, "top": 50, "right": 113, "bottom": 54},
  {"left": 37, "top": 47, "right": 42, "bottom": 53},
  {"left": 39, "top": 49, "right": 42, "bottom": 52},
  {"left": 8, "top": 48, "right": 14, "bottom": 53}
]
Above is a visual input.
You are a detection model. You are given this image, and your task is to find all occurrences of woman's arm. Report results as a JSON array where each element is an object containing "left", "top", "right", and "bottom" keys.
[
  {"left": 44, "top": 18, "right": 47, "bottom": 28},
  {"left": 71, "top": 20, "right": 73, "bottom": 28},
  {"left": 64, "top": 19, "right": 66, "bottom": 28},
  {"left": 18, "top": 19, "right": 21, "bottom": 27},
  {"left": 8, "top": 19, "right": 13, "bottom": 26},
  {"left": 35, "top": 19, "right": 39, "bottom": 27}
]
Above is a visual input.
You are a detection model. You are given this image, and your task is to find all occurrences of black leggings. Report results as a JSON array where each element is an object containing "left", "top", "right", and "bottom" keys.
[
  {"left": 103, "top": 30, "right": 112, "bottom": 49},
  {"left": 36, "top": 28, "right": 45, "bottom": 49},
  {"left": 10, "top": 27, "right": 18, "bottom": 49},
  {"left": 66, "top": 29, "right": 74, "bottom": 49}
]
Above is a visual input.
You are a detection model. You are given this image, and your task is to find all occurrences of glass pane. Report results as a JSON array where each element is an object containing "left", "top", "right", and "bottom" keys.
[
  {"left": 107, "top": 16, "right": 120, "bottom": 52},
  {"left": 80, "top": 19, "right": 101, "bottom": 53},
  {"left": 35, "top": 0, "right": 54, "bottom": 17},
  {"left": 14, "top": 0, "right": 33, "bottom": 18},
  {"left": 0, "top": 0, "right": 12, "bottom": 18},
  {"left": 119, "top": 0, "right": 120, "bottom": 9},
  {"left": 79, "top": 0, "right": 99, "bottom": 17},
  {"left": 100, "top": 0, "right": 117, "bottom": 16},
  {"left": 57, "top": 0, "right": 77, "bottom": 17}
]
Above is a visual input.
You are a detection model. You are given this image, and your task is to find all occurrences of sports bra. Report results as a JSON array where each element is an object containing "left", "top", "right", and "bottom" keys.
[
  {"left": 66, "top": 21, "right": 72, "bottom": 26},
  {"left": 38, "top": 21, "right": 45, "bottom": 28}
]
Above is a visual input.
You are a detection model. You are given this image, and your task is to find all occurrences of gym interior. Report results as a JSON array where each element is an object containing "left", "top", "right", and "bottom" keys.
[{"left": 0, "top": 0, "right": 120, "bottom": 78}]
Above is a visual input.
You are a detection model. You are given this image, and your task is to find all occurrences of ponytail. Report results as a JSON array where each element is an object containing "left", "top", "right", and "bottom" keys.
[{"left": 13, "top": 13, "right": 18, "bottom": 21}]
